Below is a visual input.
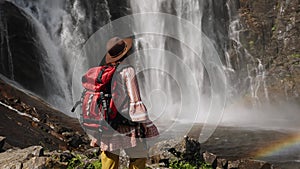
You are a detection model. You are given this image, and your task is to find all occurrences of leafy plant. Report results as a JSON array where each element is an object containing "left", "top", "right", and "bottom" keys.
[
  {"left": 170, "top": 160, "right": 197, "bottom": 169},
  {"left": 169, "top": 160, "right": 213, "bottom": 169},
  {"left": 86, "top": 160, "right": 102, "bottom": 169},
  {"left": 199, "top": 162, "right": 213, "bottom": 169},
  {"left": 67, "top": 154, "right": 102, "bottom": 169},
  {"left": 67, "top": 154, "right": 85, "bottom": 169}
]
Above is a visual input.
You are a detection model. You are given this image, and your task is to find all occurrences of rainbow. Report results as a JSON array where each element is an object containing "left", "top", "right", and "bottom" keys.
[{"left": 253, "top": 132, "right": 300, "bottom": 159}]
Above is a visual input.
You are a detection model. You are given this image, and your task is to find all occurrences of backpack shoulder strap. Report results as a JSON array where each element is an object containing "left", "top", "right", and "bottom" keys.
[{"left": 96, "top": 66, "right": 108, "bottom": 83}]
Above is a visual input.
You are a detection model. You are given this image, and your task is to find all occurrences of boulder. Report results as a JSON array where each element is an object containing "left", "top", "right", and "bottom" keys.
[
  {"left": 216, "top": 158, "right": 228, "bottom": 169},
  {"left": 149, "top": 136, "right": 203, "bottom": 167},
  {"left": 203, "top": 151, "right": 217, "bottom": 168},
  {"left": 2, "top": 161, "right": 22, "bottom": 169},
  {"left": 0, "top": 146, "right": 43, "bottom": 168},
  {"left": 22, "top": 157, "right": 49, "bottom": 169},
  {"left": 172, "top": 136, "right": 202, "bottom": 162}
]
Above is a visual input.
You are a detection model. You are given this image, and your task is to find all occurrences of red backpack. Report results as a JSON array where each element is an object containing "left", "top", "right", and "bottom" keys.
[{"left": 72, "top": 65, "right": 136, "bottom": 134}]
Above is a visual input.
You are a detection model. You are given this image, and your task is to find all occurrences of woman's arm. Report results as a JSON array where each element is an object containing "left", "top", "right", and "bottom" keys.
[{"left": 122, "top": 67, "right": 149, "bottom": 122}]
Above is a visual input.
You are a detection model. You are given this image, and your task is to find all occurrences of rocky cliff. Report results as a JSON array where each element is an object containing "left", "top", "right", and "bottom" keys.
[{"left": 231, "top": 0, "right": 300, "bottom": 104}]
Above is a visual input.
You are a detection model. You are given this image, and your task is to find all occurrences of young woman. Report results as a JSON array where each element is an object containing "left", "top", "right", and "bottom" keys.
[{"left": 91, "top": 36, "right": 159, "bottom": 169}]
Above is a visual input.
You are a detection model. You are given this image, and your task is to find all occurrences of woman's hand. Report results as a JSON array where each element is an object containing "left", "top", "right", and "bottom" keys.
[{"left": 90, "top": 138, "right": 99, "bottom": 147}]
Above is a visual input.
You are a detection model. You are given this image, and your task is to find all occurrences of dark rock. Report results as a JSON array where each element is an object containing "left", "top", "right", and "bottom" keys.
[
  {"left": 60, "top": 151, "right": 75, "bottom": 162},
  {"left": 0, "top": 1, "right": 48, "bottom": 97},
  {"left": 58, "top": 126, "right": 73, "bottom": 134},
  {"left": 0, "top": 136, "right": 6, "bottom": 150},
  {"left": 235, "top": 0, "right": 300, "bottom": 103},
  {"left": 67, "top": 134, "right": 83, "bottom": 148},
  {"left": 203, "top": 151, "right": 217, "bottom": 168},
  {"left": 217, "top": 158, "right": 228, "bottom": 169},
  {"left": 149, "top": 136, "right": 203, "bottom": 167},
  {"left": 173, "top": 136, "right": 202, "bottom": 163}
]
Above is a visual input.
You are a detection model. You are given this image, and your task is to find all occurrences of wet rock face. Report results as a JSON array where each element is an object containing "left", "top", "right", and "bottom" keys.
[
  {"left": 0, "top": 78, "right": 89, "bottom": 151},
  {"left": 107, "top": 0, "right": 131, "bottom": 21},
  {"left": 202, "top": 0, "right": 229, "bottom": 63},
  {"left": 236, "top": 0, "right": 300, "bottom": 103},
  {"left": 0, "top": 1, "right": 48, "bottom": 97}
]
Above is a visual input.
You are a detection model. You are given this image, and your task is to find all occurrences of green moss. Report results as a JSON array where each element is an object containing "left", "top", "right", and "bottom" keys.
[
  {"left": 290, "top": 53, "right": 300, "bottom": 58},
  {"left": 249, "top": 40, "right": 254, "bottom": 45}
]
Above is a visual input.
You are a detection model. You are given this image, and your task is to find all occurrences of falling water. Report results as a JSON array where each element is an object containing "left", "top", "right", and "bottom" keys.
[
  {"left": 225, "top": 0, "right": 270, "bottom": 105},
  {"left": 128, "top": 0, "right": 227, "bottom": 143},
  {"left": 5, "top": 0, "right": 111, "bottom": 114}
]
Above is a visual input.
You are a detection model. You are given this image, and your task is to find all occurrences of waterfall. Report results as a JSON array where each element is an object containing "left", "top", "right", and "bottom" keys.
[
  {"left": 3, "top": 0, "right": 111, "bottom": 114},
  {"left": 128, "top": 0, "right": 227, "bottom": 142},
  {"left": 225, "top": 0, "right": 269, "bottom": 106}
]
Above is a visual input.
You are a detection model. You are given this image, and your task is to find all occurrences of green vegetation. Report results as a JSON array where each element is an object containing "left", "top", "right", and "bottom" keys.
[
  {"left": 67, "top": 154, "right": 102, "bottom": 169},
  {"left": 87, "top": 160, "right": 102, "bottom": 169},
  {"left": 249, "top": 40, "right": 255, "bottom": 50},
  {"left": 272, "top": 26, "right": 276, "bottom": 31},
  {"left": 290, "top": 53, "right": 300, "bottom": 58},
  {"left": 67, "top": 155, "right": 85, "bottom": 169},
  {"left": 169, "top": 160, "right": 213, "bottom": 169},
  {"left": 170, "top": 160, "right": 197, "bottom": 169}
]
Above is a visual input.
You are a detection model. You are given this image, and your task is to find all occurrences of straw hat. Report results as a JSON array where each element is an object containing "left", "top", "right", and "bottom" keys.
[{"left": 105, "top": 37, "right": 133, "bottom": 64}]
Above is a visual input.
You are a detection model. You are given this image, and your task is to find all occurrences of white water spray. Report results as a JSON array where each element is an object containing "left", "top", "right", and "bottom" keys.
[
  {"left": 129, "top": 0, "right": 226, "bottom": 142},
  {"left": 7, "top": 0, "right": 111, "bottom": 114}
]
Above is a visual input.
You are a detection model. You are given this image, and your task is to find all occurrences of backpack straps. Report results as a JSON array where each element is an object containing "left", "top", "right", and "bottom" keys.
[
  {"left": 96, "top": 66, "right": 108, "bottom": 83},
  {"left": 71, "top": 89, "right": 87, "bottom": 112}
]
